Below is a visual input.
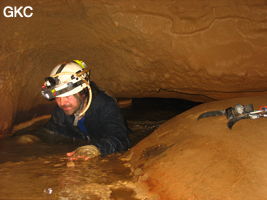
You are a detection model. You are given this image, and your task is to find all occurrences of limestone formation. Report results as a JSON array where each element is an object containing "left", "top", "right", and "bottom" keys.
[
  {"left": 128, "top": 94, "right": 267, "bottom": 199},
  {"left": 1, "top": 1, "right": 267, "bottom": 141}
]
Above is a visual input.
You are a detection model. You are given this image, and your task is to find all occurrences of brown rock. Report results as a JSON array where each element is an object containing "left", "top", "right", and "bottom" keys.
[
  {"left": 15, "top": 134, "right": 40, "bottom": 144},
  {"left": 129, "top": 94, "right": 267, "bottom": 200},
  {"left": 117, "top": 98, "right": 133, "bottom": 108},
  {"left": 1, "top": 1, "right": 267, "bottom": 136}
]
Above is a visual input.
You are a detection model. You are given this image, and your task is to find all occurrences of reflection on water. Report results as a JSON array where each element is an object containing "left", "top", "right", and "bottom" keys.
[
  {"left": 0, "top": 139, "right": 135, "bottom": 200},
  {"left": 0, "top": 98, "right": 199, "bottom": 200}
]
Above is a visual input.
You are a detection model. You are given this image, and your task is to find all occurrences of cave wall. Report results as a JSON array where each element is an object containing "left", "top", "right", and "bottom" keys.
[
  {"left": 128, "top": 94, "right": 267, "bottom": 200},
  {"left": 1, "top": 0, "right": 267, "bottom": 135}
]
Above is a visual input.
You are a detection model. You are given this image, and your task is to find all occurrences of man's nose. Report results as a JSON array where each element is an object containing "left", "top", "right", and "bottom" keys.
[{"left": 56, "top": 97, "right": 69, "bottom": 106}]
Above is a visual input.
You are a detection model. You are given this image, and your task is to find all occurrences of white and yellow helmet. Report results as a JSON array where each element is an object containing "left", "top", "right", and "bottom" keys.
[{"left": 41, "top": 60, "right": 90, "bottom": 100}]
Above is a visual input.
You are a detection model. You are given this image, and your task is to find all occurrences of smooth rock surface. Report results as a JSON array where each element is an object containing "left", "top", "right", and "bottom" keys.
[
  {"left": 128, "top": 94, "right": 267, "bottom": 200},
  {"left": 1, "top": 1, "right": 267, "bottom": 135}
]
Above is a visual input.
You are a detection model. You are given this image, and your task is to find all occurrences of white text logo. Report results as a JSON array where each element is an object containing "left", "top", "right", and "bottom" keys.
[{"left": 3, "top": 6, "right": 33, "bottom": 18}]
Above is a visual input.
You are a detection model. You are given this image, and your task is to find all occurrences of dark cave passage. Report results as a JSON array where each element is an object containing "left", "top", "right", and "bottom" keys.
[
  {"left": 121, "top": 98, "right": 200, "bottom": 145},
  {"left": 122, "top": 98, "right": 200, "bottom": 121}
]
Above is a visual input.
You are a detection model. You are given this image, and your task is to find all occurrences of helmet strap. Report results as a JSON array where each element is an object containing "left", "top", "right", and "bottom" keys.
[
  {"left": 72, "top": 83, "right": 92, "bottom": 126},
  {"left": 73, "top": 94, "right": 85, "bottom": 126}
]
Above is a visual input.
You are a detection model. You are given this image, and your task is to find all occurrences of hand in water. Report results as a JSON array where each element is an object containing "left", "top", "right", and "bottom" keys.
[{"left": 66, "top": 145, "right": 100, "bottom": 161}]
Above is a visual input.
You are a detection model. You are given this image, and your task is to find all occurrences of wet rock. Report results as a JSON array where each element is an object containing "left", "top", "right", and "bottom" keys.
[
  {"left": 129, "top": 95, "right": 267, "bottom": 200},
  {"left": 15, "top": 134, "right": 40, "bottom": 144}
]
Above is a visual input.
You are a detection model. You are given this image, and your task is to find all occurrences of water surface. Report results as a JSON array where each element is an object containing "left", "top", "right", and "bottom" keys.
[{"left": 0, "top": 98, "right": 199, "bottom": 200}]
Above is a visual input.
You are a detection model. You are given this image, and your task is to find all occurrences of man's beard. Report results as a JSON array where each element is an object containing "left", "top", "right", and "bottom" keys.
[
  {"left": 59, "top": 94, "right": 84, "bottom": 115},
  {"left": 61, "top": 104, "right": 77, "bottom": 115}
]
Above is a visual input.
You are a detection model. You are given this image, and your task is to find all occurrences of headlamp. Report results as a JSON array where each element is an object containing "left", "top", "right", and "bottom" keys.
[
  {"left": 41, "top": 77, "right": 84, "bottom": 101},
  {"left": 41, "top": 88, "right": 56, "bottom": 100}
]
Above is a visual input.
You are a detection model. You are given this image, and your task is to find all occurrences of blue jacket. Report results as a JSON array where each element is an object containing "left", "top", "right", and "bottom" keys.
[{"left": 45, "top": 83, "right": 131, "bottom": 156}]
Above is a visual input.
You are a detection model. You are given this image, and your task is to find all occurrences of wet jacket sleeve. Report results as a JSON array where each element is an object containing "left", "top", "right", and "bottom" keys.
[{"left": 90, "top": 98, "right": 131, "bottom": 156}]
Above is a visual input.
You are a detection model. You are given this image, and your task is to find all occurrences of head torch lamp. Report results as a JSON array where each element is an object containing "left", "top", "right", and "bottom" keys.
[
  {"left": 41, "top": 77, "right": 56, "bottom": 100},
  {"left": 41, "top": 76, "right": 84, "bottom": 101}
]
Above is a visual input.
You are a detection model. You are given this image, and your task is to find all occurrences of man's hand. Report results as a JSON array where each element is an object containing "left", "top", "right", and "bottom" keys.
[{"left": 66, "top": 145, "right": 100, "bottom": 161}]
